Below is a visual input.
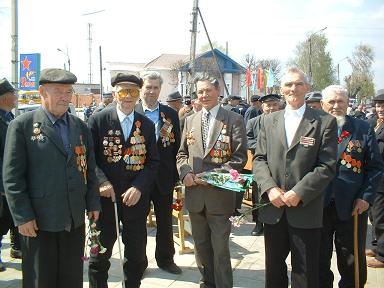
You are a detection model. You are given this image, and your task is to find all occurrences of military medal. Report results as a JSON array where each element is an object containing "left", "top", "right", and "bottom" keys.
[
  {"left": 123, "top": 121, "right": 147, "bottom": 171},
  {"left": 186, "top": 128, "right": 195, "bottom": 145},
  {"left": 159, "top": 112, "right": 175, "bottom": 147},
  {"left": 103, "top": 131, "right": 122, "bottom": 163},
  {"left": 340, "top": 152, "right": 362, "bottom": 173},
  {"left": 31, "top": 122, "right": 46, "bottom": 142},
  {"left": 74, "top": 135, "right": 88, "bottom": 184},
  {"left": 209, "top": 124, "right": 231, "bottom": 164}
]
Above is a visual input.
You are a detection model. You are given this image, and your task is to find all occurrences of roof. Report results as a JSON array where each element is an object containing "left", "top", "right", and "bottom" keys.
[{"left": 143, "top": 54, "right": 190, "bottom": 70}]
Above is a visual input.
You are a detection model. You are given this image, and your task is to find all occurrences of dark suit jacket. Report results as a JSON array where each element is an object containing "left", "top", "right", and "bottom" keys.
[
  {"left": 246, "top": 114, "right": 264, "bottom": 154},
  {"left": 253, "top": 107, "right": 338, "bottom": 229},
  {"left": 135, "top": 103, "right": 180, "bottom": 195},
  {"left": 3, "top": 108, "right": 100, "bottom": 231},
  {"left": 88, "top": 107, "right": 159, "bottom": 218},
  {"left": 375, "top": 120, "right": 384, "bottom": 193},
  {"left": 324, "top": 116, "right": 383, "bottom": 220},
  {"left": 177, "top": 107, "right": 247, "bottom": 214},
  {"left": 244, "top": 106, "right": 261, "bottom": 125},
  {"left": 0, "top": 112, "right": 10, "bottom": 216}
]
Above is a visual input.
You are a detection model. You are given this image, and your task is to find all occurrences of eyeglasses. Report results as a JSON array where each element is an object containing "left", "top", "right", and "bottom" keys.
[{"left": 117, "top": 88, "right": 140, "bottom": 98}]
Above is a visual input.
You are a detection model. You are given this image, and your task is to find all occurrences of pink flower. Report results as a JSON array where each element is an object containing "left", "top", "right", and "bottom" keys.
[
  {"left": 82, "top": 255, "right": 89, "bottom": 261},
  {"left": 90, "top": 245, "right": 100, "bottom": 257},
  {"left": 229, "top": 169, "right": 240, "bottom": 181}
]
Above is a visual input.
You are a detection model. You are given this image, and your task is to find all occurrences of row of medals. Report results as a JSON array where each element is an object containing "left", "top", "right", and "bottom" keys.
[
  {"left": 210, "top": 125, "right": 231, "bottom": 164},
  {"left": 160, "top": 118, "right": 175, "bottom": 147},
  {"left": 341, "top": 140, "right": 362, "bottom": 173}
]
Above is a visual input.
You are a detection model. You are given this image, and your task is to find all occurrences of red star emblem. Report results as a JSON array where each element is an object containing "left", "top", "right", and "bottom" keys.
[{"left": 21, "top": 56, "right": 32, "bottom": 71}]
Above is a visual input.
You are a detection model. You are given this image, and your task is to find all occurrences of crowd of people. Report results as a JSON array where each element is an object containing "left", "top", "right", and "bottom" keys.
[{"left": 0, "top": 66, "right": 383, "bottom": 288}]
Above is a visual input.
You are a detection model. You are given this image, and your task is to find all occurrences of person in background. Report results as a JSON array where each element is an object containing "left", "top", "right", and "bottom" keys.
[
  {"left": 366, "top": 93, "right": 384, "bottom": 269},
  {"left": 0, "top": 78, "right": 20, "bottom": 272},
  {"left": 244, "top": 94, "right": 262, "bottom": 125},
  {"left": 93, "top": 92, "right": 113, "bottom": 114},
  {"left": 179, "top": 92, "right": 202, "bottom": 132},
  {"left": 319, "top": 85, "right": 383, "bottom": 287},
  {"left": 166, "top": 91, "right": 184, "bottom": 113},
  {"left": 177, "top": 74, "right": 247, "bottom": 287},
  {"left": 135, "top": 71, "right": 182, "bottom": 274},
  {"left": 3, "top": 68, "right": 100, "bottom": 287},
  {"left": 253, "top": 67, "right": 337, "bottom": 288},
  {"left": 246, "top": 93, "right": 281, "bottom": 236},
  {"left": 223, "top": 95, "right": 241, "bottom": 114},
  {"left": 305, "top": 91, "right": 322, "bottom": 110}
]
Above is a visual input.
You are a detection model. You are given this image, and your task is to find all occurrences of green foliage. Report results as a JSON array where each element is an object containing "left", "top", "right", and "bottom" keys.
[{"left": 199, "top": 41, "right": 226, "bottom": 54}]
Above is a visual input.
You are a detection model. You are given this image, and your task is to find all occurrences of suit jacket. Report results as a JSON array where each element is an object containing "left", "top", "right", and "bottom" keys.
[
  {"left": 244, "top": 106, "right": 261, "bottom": 125},
  {"left": 374, "top": 119, "right": 384, "bottom": 193},
  {"left": 0, "top": 112, "right": 11, "bottom": 216},
  {"left": 3, "top": 108, "right": 100, "bottom": 231},
  {"left": 176, "top": 107, "right": 247, "bottom": 214},
  {"left": 324, "top": 116, "right": 383, "bottom": 220},
  {"left": 88, "top": 107, "right": 159, "bottom": 218},
  {"left": 246, "top": 114, "right": 264, "bottom": 154},
  {"left": 253, "top": 107, "right": 338, "bottom": 229},
  {"left": 135, "top": 103, "right": 180, "bottom": 195}
]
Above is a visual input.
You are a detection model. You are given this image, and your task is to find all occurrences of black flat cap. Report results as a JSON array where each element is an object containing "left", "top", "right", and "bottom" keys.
[
  {"left": 251, "top": 95, "right": 261, "bottom": 102},
  {"left": 373, "top": 93, "right": 384, "bottom": 102},
  {"left": 228, "top": 95, "right": 242, "bottom": 101},
  {"left": 166, "top": 91, "right": 182, "bottom": 102},
  {"left": 102, "top": 92, "right": 113, "bottom": 98},
  {"left": 305, "top": 91, "right": 322, "bottom": 103},
  {"left": 111, "top": 73, "right": 143, "bottom": 88},
  {"left": 0, "top": 78, "right": 16, "bottom": 96},
  {"left": 39, "top": 68, "right": 77, "bottom": 85},
  {"left": 260, "top": 94, "right": 281, "bottom": 103}
]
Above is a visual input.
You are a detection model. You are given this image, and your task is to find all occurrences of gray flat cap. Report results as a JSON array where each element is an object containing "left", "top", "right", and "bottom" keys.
[
  {"left": 166, "top": 91, "right": 182, "bottom": 102},
  {"left": 0, "top": 78, "right": 16, "bottom": 96},
  {"left": 305, "top": 91, "right": 322, "bottom": 103},
  {"left": 39, "top": 68, "right": 77, "bottom": 85},
  {"left": 111, "top": 73, "right": 143, "bottom": 88}
]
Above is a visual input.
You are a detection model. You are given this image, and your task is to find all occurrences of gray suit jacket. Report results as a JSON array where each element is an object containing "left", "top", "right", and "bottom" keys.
[
  {"left": 253, "top": 107, "right": 337, "bottom": 228},
  {"left": 3, "top": 108, "right": 100, "bottom": 231},
  {"left": 177, "top": 107, "right": 247, "bottom": 214}
]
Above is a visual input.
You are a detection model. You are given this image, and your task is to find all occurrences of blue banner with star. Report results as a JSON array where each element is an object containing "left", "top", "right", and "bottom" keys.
[{"left": 19, "top": 53, "right": 41, "bottom": 90}]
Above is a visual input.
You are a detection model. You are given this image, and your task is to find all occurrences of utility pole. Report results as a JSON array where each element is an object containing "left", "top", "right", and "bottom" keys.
[
  {"left": 87, "top": 23, "right": 93, "bottom": 84},
  {"left": 11, "top": 0, "right": 19, "bottom": 115},
  {"left": 188, "top": 0, "right": 199, "bottom": 94},
  {"left": 337, "top": 57, "right": 348, "bottom": 85},
  {"left": 308, "top": 26, "right": 327, "bottom": 84},
  {"left": 99, "top": 46, "right": 103, "bottom": 98}
]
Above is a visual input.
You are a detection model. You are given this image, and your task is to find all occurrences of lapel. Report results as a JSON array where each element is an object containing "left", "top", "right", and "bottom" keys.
[
  {"left": 274, "top": 111, "right": 288, "bottom": 151},
  {"left": 37, "top": 109, "right": 67, "bottom": 156},
  {"left": 110, "top": 106, "right": 129, "bottom": 145},
  {"left": 192, "top": 110, "right": 205, "bottom": 156},
  {"left": 204, "top": 107, "right": 225, "bottom": 157},
  {"left": 67, "top": 115, "right": 81, "bottom": 162},
  {"left": 337, "top": 116, "right": 354, "bottom": 160},
  {"left": 135, "top": 102, "right": 145, "bottom": 114},
  {"left": 375, "top": 122, "right": 384, "bottom": 139},
  {"left": 287, "top": 107, "right": 317, "bottom": 152}
]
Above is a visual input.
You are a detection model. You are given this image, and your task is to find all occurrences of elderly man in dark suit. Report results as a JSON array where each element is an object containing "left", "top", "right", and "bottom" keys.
[
  {"left": 319, "top": 85, "right": 383, "bottom": 287},
  {"left": 366, "top": 93, "right": 384, "bottom": 268},
  {"left": 3, "top": 68, "right": 101, "bottom": 288},
  {"left": 135, "top": 71, "right": 182, "bottom": 274},
  {"left": 177, "top": 74, "right": 247, "bottom": 288},
  {"left": 253, "top": 67, "right": 338, "bottom": 288},
  {"left": 87, "top": 73, "right": 159, "bottom": 287}
]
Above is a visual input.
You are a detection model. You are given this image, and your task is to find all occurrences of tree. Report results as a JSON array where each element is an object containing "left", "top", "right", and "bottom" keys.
[
  {"left": 198, "top": 41, "right": 226, "bottom": 54},
  {"left": 344, "top": 43, "right": 375, "bottom": 102},
  {"left": 289, "top": 34, "right": 335, "bottom": 91}
]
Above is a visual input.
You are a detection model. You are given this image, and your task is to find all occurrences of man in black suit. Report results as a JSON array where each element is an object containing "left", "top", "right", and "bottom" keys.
[
  {"left": 366, "top": 93, "right": 384, "bottom": 268},
  {"left": 253, "top": 67, "right": 338, "bottom": 288},
  {"left": 319, "top": 85, "right": 383, "bottom": 287},
  {"left": 135, "top": 71, "right": 182, "bottom": 274},
  {"left": 3, "top": 69, "right": 101, "bottom": 288},
  {"left": 0, "top": 78, "right": 20, "bottom": 272},
  {"left": 87, "top": 73, "right": 160, "bottom": 287}
]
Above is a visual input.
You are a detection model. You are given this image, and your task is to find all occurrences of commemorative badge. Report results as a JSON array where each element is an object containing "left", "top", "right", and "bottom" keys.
[
  {"left": 299, "top": 136, "right": 315, "bottom": 147},
  {"left": 159, "top": 112, "right": 175, "bottom": 147},
  {"left": 74, "top": 134, "right": 88, "bottom": 184},
  {"left": 210, "top": 124, "right": 231, "bottom": 164},
  {"left": 31, "top": 122, "right": 46, "bottom": 142},
  {"left": 186, "top": 128, "right": 196, "bottom": 146},
  {"left": 103, "top": 130, "right": 123, "bottom": 163},
  {"left": 123, "top": 120, "right": 147, "bottom": 171}
]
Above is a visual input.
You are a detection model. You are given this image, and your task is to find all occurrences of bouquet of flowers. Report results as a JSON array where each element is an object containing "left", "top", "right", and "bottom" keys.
[
  {"left": 198, "top": 169, "right": 253, "bottom": 193},
  {"left": 82, "top": 219, "right": 107, "bottom": 261}
]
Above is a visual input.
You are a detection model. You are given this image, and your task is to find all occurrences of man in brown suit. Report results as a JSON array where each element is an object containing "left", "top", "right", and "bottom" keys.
[
  {"left": 253, "top": 67, "right": 338, "bottom": 288},
  {"left": 177, "top": 74, "right": 247, "bottom": 288}
]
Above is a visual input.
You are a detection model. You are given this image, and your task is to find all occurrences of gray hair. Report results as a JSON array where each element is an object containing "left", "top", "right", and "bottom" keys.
[
  {"left": 322, "top": 85, "right": 348, "bottom": 101},
  {"left": 141, "top": 71, "right": 163, "bottom": 86},
  {"left": 281, "top": 67, "right": 310, "bottom": 85},
  {"left": 193, "top": 74, "right": 220, "bottom": 89}
]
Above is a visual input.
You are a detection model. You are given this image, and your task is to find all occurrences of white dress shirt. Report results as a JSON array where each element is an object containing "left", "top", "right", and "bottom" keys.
[
  {"left": 116, "top": 107, "right": 135, "bottom": 140},
  {"left": 284, "top": 103, "right": 306, "bottom": 147},
  {"left": 202, "top": 103, "right": 220, "bottom": 144}
]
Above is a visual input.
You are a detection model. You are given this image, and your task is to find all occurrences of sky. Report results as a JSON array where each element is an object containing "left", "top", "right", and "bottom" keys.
[{"left": 0, "top": 0, "right": 383, "bottom": 92}]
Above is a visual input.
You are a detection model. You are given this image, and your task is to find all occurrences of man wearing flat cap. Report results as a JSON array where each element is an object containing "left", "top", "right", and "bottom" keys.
[
  {"left": 0, "top": 78, "right": 20, "bottom": 272},
  {"left": 135, "top": 71, "right": 182, "bottom": 275},
  {"left": 244, "top": 94, "right": 262, "bottom": 125},
  {"left": 366, "top": 93, "right": 384, "bottom": 268},
  {"left": 305, "top": 91, "right": 322, "bottom": 110},
  {"left": 3, "top": 68, "right": 101, "bottom": 287},
  {"left": 87, "top": 73, "right": 159, "bottom": 287},
  {"left": 93, "top": 92, "right": 114, "bottom": 114},
  {"left": 223, "top": 95, "right": 241, "bottom": 114},
  {"left": 166, "top": 91, "right": 183, "bottom": 113}
]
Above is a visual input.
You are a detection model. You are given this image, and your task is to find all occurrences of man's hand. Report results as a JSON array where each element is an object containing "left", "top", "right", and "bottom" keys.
[
  {"left": 87, "top": 211, "right": 100, "bottom": 222},
  {"left": 194, "top": 172, "right": 209, "bottom": 186},
  {"left": 266, "top": 187, "right": 286, "bottom": 208},
  {"left": 99, "top": 181, "right": 115, "bottom": 198},
  {"left": 18, "top": 219, "right": 38, "bottom": 237},
  {"left": 183, "top": 172, "right": 197, "bottom": 187},
  {"left": 283, "top": 190, "right": 301, "bottom": 207},
  {"left": 352, "top": 198, "right": 369, "bottom": 215},
  {"left": 121, "top": 187, "right": 142, "bottom": 207}
]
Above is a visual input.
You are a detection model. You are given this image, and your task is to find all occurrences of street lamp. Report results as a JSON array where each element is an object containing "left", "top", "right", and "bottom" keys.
[
  {"left": 57, "top": 48, "right": 71, "bottom": 72},
  {"left": 337, "top": 57, "right": 349, "bottom": 84},
  {"left": 308, "top": 26, "right": 327, "bottom": 83}
]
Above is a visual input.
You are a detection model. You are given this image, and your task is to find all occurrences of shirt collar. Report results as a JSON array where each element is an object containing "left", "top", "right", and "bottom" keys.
[
  {"left": 116, "top": 106, "right": 134, "bottom": 123},
  {"left": 202, "top": 103, "right": 220, "bottom": 119},
  {"left": 284, "top": 103, "right": 306, "bottom": 118},
  {"left": 142, "top": 102, "right": 159, "bottom": 113},
  {"left": 43, "top": 108, "right": 68, "bottom": 125}
]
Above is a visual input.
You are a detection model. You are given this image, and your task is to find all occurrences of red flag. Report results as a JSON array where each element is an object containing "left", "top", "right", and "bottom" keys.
[
  {"left": 257, "top": 68, "right": 264, "bottom": 90},
  {"left": 246, "top": 67, "right": 252, "bottom": 87}
]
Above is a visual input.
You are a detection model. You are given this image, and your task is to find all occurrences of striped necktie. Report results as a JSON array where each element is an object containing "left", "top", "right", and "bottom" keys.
[{"left": 202, "top": 111, "right": 210, "bottom": 149}]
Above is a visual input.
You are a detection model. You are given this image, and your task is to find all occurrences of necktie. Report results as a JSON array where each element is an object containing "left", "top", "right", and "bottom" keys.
[
  {"left": 122, "top": 116, "right": 131, "bottom": 141},
  {"left": 202, "top": 111, "right": 210, "bottom": 149}
]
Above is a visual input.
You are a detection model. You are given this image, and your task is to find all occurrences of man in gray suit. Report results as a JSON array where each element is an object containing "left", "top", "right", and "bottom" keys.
[
  {"left": 253, "top": 67, "right": 338, "bottom": 288},
  {"left": 3, "top": 68, "right": 101, "bottom": 288},
  {"left": 177, "top": 74, "right": 247, "bottom": 288}
]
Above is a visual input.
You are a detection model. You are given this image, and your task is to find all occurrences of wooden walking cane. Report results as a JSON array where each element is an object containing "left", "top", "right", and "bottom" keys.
[
  {"left": 111, "top": 192, "right": 126, "bottom": 288},
  {"left": 354, "top": 213, "right": 359, "bottom": 288}
]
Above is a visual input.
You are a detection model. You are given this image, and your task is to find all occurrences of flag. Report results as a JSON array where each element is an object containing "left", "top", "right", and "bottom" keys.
[
  {"left": 267, "top": 67, "right": 275, "bottom": 88},
  {"left": 257, "top": 68, "right": 264, "bottom": 91},
  {"left": 252, "top": 73, "right": 257, "bottom": 92},
  {"left": 246, "top": 67, "right": 252, "bottom": 87}
]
